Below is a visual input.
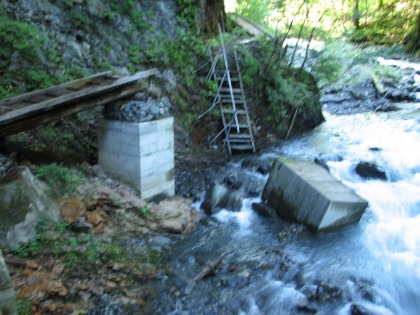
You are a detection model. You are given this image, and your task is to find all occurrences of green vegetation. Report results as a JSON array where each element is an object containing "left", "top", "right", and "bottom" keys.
[
  {"left": 17, "top": 299, "right": 32, "bottom": 315},
  {"left": 0, "top": 7, "right": 87, "bottom": 100},
  {"left": 313, "top": 41, "right": 402, "bottom": 90},
  {"left": 34, "top": 163, "right": 84, "bottom": 197},
  {"left": 232, "top": 0, "right": 419, "bottom": 54},
  {"left": 137, "top": 205, "right": 151, "bottom": 219},
  {"left": 12, "top": 218, "right": 137, "bottom": 267},
  {"left": 237, "top": 37, "right": 323, "bottom": 136}
]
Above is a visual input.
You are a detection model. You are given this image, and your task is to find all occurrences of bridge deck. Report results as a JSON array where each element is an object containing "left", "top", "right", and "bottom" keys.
[{"left": 0, "top": 69, "right": 159, "bottom": 136}]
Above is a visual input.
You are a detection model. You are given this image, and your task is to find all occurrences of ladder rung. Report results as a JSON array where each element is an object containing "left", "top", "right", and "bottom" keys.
[
  {"left": 221, "top": 99, "right": 245, "bottom": 104},
  {"left": 219, "top": 93, "right": 243, "bottom": 98},
  {"left": 230, "top": 144, "right": 255, "bottom": 150},
  {"left": 222, "top": 109, "right": 247, "bottom": 115},
  {"left": 228, "top": 139, "right": 253, "bottom": 144},
  {"left": 228, "top": 133, "right": 252, "bottom": 139},
  {"left": 217, "top": 76, "right": 239, "bottom": 82},
  {"left": 220, "top": 88, "right": 242, "bottom": 93}
]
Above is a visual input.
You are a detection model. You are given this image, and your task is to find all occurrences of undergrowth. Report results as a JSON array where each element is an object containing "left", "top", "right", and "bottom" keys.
[{"left": 34, "top": 163, "right": 84, "bottom": 197}]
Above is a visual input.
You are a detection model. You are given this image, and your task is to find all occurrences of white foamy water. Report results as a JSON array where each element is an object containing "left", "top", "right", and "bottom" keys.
[{"left": 274, "top": 107, "right": 420, "bottom": 314}]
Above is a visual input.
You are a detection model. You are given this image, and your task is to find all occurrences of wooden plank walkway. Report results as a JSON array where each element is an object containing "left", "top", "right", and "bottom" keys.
[
  {"left": 0, "top": 69, "right": 159, "bottom": 136},
  {"left": 228, "top": 13, "right": 274, "bottom": 40}
]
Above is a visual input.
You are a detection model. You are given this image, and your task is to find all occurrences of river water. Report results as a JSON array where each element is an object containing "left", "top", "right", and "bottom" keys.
[{"left": 142, "top": 100, "right": 420, "bottom": 314}]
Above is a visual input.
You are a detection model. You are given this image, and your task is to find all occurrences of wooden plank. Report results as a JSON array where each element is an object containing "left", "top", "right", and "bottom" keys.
[
  {"left": 0, "top": 69, "right": 159, "bottom": 127},
  {"left": 26, "top": 95, "right": 53, "bottom": 103},
  {"left": 4, "top": 101, "right": 34, "bottom": 109},
  {"left": 0, "top": 71, "right": 113, "bottom": 107},
  {"left": 45, "top": 88, "right": 77, "bottom": 97},
  {"left": 228, "top": 13, "right": 274, "bottom": 39},
  {"left": 0, "top": 82, "right": 150, "bottom": 136}
]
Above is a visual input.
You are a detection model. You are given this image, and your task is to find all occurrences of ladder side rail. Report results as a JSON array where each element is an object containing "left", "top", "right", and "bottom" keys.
[
  {"left": 210, "top": 114, "right": 237, "bottom": 154},
  {"left": 218, "top": 25, "right": 240, "bottom": 134},
  {"left": 233, "top": 49, "right": 256, "bottom": 152},
  {"left": 198, "top": 70, "right": 227, "bottom": 119}
]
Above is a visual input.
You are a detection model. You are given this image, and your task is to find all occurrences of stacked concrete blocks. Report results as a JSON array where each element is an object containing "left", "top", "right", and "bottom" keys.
[
  {"left": 263, "top": 158, "right": 368, "bottom": 232},
  {"left": 98, "top": 117, "right": 175, "bottom": 200}
]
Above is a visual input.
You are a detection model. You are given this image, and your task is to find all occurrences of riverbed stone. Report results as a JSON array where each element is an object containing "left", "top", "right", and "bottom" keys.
[
  {"left": 0, "top": 250, "right": 16, "bottom": 315},
  {"left": 355, "top": 162, "right": 387, "bottom": 181},
  {"left": 0, "top": 167, "right": 60, "bottom": 249},
  {"left": 201, "top": 182, "right": 243, "bottom": 215},
  {"left": 262, "top": 159, "right": 368, "bottom": 231}
]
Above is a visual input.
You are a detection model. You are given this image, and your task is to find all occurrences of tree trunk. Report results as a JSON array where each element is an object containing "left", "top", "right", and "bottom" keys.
[
  {"left": 353, "top": 0, "right": 360, "bottom": 29},
  {"left": 203, "top": 0, "right": 226, "bottom": 36},
  {"left": 406, "top": 12, "right": 420, "bottom": 55}
]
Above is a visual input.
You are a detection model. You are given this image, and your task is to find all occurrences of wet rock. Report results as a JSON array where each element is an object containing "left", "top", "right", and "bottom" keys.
[
  {"left": 201, "top": 182, "right": 243, "bottom": 215},
  {"left": 374, "top": 102, "right": 399, "bottom": 112},
  {"left": 296, "top": 304, "right": 317, "bottom": 314},
  {"left": 103, "top": 97, "right": 171, "bottom": 123},
  {"left": 0, "top": 167, "right": 60, "bottom": 248},
  {"left": 0, "top": 251, "right": 16, "bottom": 315},
  {"left": 152, "top": 197, "right": 199, "bottom": 234},
  {"left": 350, "top": 304, "right": 374, "bottom": 315},
  {"left": 60, "top": 197, "right": 86, "bottom": 223},
  {"left": 300, "top": 285, "right": 318, "bottom": 301},
  {"left": 0, "top": 154, "right": 14, "bottom": 182},
  {"left": 349, "top": 277, "right": 375, "bottom": 302},
  {"left": 69, "top": 217, "right": 92, "bottom": 232},
  {"left": 355, "top": 162, "right": 387, "bottom": 180},
  {"left": 223, "top": 172, "right": 242, "bottom": 189},
  {"left": 315, "top": 282, "right": 342, "bottom": 302},
  {"left": 251, "top": 202, "right": 272, "bottom": 217},
  {"left": 314, "top": 153, "right": 343, "bottom": 170},
  {"left": 241, "top": 157, "right": 273, "bottom": 175},
  {"left": 87, "top": 294, "right": 123, "bottom": 315}
]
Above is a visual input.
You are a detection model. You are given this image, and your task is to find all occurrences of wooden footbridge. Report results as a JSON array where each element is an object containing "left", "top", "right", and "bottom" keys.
[{"left": 0, "top": 69, "right": 159, "bottom": 136}]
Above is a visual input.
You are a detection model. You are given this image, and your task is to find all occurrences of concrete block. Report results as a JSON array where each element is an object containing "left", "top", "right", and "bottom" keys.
[
  {"left": 98, "top": 118, "right": 175, "bottom": 200},
  {"left": 141, "top": 181, "right": 175, "bottom": 200},
  {"left": 263, "top": 158, "right": 368, "bottom": 232},
  {"left": 0, "top": 251, "right": 16, "bottom": 315}
]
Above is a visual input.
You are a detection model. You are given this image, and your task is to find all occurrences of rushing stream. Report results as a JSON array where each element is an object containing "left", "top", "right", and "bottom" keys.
[
  {"left": 141, "top": 77, "right": 420, "bottom": 313},
  {"left": 143, "top": 102, "right": 420, "bottom": 315}
]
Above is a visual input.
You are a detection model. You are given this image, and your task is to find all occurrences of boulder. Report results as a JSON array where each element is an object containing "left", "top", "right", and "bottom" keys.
[
  {"left": 251, "top": 202, "right": 272, "bottom": 217},
  {"left": 152, "top": 197, "right": 199, "bottom": 234},
  {"left": 0, "top": 167, "right": 60, "bottom": 249},
  {"left": 355, "top": 162, "right": 387, "bottom": 180},
  {"left": 263, "top": 159, "right": 368, "bottom": 231},
  {"left": 222, "top": 172, "right": 242, "bottom": 189},
  {"left": 314, "top": 153, "right": 343, "bottom": 170},
  {"left": 0, "top": 251, "right": 16, "bottom": 315},
  {"left": 200, "top": 183, "right": 243, "bottom": 215},
  {"left": 350, "top": 304, "right": 374, "bottom": 315}
]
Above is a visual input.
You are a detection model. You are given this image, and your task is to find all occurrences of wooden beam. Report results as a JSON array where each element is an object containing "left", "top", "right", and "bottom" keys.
[
  {"left": 0, "top": 69, "right": 160, "bottom": 127},
  {"left": 0, "top": 82, "right": 150, "bottom": 136},
  {"left": 228, "top": 13, "right": 274, "bottom": 39},
  {"left": 0, "top": 71, "right": 113, "bottom": 107}
]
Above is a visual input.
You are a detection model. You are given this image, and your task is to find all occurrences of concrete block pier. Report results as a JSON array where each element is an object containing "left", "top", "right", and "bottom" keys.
[
  {"left": 98, "top": 117, "right": 175, "bottom": 200},
  {"left": 263, "top": 158, "right": 368, "bottom": 232}
]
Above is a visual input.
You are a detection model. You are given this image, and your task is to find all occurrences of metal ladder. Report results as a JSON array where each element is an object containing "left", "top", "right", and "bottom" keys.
[{"left": 206, "top": 30, "right": 256, "bottom": 155}]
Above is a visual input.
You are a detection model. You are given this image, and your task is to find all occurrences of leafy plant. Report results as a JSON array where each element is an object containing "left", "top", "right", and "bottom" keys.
[
  {"left": 137, "top": 205, "right": 151, "bottom": 219},
  {"left": 17, "top": 299, "right": 32, "bottom": 315},
  {"left": 34, "top": 163, "right": 84, "bottom": 196}
]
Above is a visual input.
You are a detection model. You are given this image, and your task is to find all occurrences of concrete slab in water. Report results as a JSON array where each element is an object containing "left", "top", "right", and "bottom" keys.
[{"left": 263, "top": 158, "right": 368, "bottom": 231}]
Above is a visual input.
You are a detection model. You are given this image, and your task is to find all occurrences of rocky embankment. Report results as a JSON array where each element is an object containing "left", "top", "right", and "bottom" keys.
[
  {"left": 0, "top": 159, "right": 200, "bottom": 314},
  {"left": 321, "top": 57, "right": 420, "bottom": 115}
]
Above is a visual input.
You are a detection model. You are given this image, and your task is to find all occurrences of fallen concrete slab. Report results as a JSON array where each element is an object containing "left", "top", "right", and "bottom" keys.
[{"left": 262, "top": 158, "right": 368, "bottom": 232}]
